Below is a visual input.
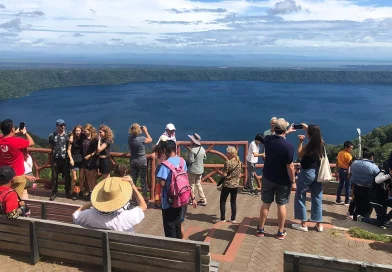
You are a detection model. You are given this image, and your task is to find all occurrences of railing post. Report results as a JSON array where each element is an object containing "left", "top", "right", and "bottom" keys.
[
  {"left": 360, "top": 264, "right": 367, "bottom": 272},
  {"left": 41, "top": 202, "right": 46, "bottom": 220},
  {"left": 150, "top": 156, "right": 156, "bottom": 202},
  {"left": 102, "top": 232, "right": 111, "bottom": 272},
  {"left": 29, "top": 221, "right": 40, "bottom": 265},
  {"left": 195, "top": 244, "right": 201, "bottom": 272}
]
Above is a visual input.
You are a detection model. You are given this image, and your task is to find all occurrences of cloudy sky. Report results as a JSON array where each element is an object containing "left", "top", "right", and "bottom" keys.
[{"left": 1, "top": 0, "right": 392, "bottom": 58}]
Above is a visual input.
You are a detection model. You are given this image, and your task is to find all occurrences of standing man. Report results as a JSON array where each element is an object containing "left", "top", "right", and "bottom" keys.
[
  {"left": 257, "top": 118, "right": 295, "bottom": 240},
  {"left": 264, "top": 117, "right": 277, "bottom": 137},
  {"left": 156, "top": 123, "right": 176, "bottom": 145},
  {"left": 336, "top": 141, "right": 354, "bottom": 205},
  {"left": 49, "top": 119, "right": 71, "bottom": 201},
  {"left": 187, "top": 133, "right": 207, "bottom": 206},
  {"left": 0, "top": 119, "right": 34, "bottom": 198}
]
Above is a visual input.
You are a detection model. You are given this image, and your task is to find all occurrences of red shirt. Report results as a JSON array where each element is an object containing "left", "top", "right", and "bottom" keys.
[
  {"left": 0, "top": 135, "right": 30, "bottom": 176},
  {"left": 0, "top": 186, "right": 19, "bottom": 214}
]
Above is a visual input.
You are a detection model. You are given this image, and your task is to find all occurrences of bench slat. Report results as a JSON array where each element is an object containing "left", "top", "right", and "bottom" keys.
[
  {"left": 0, "top": 224, "right": 29, "bottom": 236},
  {"left": 37, "top": 230, "right": 102, "bottom": 247},
  {"left": 110, "top": 241, "right": 210, "bottom": 264},
  {"left": 0, "top": 240, "right": 30, "bottom": 253},
  {"left": 39, "top": 248, "right": 103, "bottom": 266},
  {"left": 38, "top": 239, "right": 102, "bottom": 257},
  {"left": 0, "top": 232, "right": 30, "bottom": 245},
  {"left": 109, "top": 232, "right": 209, "bottom": 253},
  {"left": 36, "top": 221, "right": 102, "bottom": 238},
  {"left": 111, "top": 252, "right": 210, "bottom": 272}
]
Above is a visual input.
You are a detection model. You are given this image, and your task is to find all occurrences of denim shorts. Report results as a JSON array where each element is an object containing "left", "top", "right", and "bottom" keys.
[{"left": 261, "top": 176, "right": 291, "bottom": 205}]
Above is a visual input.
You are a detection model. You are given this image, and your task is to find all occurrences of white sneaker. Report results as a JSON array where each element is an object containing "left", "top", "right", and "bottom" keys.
[
  {"left": 291, "top": 223, "right": 308, "bottom": 232},
  {"left": 346, "top": 212, "right": 353, "bottom": 221},
  {"left": 227, "top": 220, "right": 237, "bottom": 224},
  {"left": 315, "top": 224, "right": 324, "bottom": 232}
]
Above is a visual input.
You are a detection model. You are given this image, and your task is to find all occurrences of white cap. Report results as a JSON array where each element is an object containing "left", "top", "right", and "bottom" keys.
[{"left": 165, "top": 123, "right": 176, "bottom": 131}]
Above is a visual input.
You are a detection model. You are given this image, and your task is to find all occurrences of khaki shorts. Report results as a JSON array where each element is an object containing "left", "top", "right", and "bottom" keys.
[{"left": 12, "top": 175, "right": 26, "bottom": 199}]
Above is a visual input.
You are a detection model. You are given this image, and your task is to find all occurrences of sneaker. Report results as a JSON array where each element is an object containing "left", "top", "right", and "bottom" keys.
[
  {"left": 277, "top": 230, "right": 287, "bottom": 240},
  {"left": 346, "top": 212, "right": 353, "bottom": 221},
  {"left": 383, "top": 221, "right": 392, "bottom": 227},
  {"left": 315, "top": 224, "right": 324, "bottom": 232},
  {"left": 227, "top": 220, "right": 237, "bottom": 223},
  {"left": 242, "top": 187, "right": 251, "bottom": 192},
  {"left": 256, "top": 225, "right": 265, "bottom": 237},
  {"left": 291, "top": 223, "right": 308, "bottom": 232},
  {"left": 49, "top": 194, "right": 57, "bottom": 201},
  {"left": 344, "top": 202, "right": 350, "bottom": 206},
  {"left": 357, "top": 215, "right": 364, "bottom": 222},
  {"left": 335, "top": 200, "right": 344, "bottom": 205},
  {"left": 71, "top": 193, "right": 77, "bottom": 201},
  {"left": 197, "top": 200, "right": 207, "bottom": 206},
  {"left": 252, "top": 190, "right": 259, "bottom": 196}
]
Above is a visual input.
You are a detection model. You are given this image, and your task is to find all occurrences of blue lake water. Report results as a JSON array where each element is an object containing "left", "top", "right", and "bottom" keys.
[{"left": 1, "top": 81, "right": 392, "bottom": 149}]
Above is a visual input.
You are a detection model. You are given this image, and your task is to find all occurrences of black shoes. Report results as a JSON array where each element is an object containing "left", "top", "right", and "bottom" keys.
[
  {"left": 71, "top": 193, "right": 77, "bottom": 201},
  {"left": 49, "top": 194, "right": 57, "bottom": 201}
]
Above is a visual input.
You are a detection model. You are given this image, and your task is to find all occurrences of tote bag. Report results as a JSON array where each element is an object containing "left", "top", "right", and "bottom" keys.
[{"left": 317, "top": 147, "right": 333, "bottom": 183}]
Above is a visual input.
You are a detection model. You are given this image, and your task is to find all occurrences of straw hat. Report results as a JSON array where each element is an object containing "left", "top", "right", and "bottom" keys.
[{"left": 91, "top": 177, "right": 133, "bottom": 213}]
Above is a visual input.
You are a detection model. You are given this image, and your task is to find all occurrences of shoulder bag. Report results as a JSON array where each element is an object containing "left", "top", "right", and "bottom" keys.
[{"left": 317, "top": 147, "right": 333, "bottom": 183}]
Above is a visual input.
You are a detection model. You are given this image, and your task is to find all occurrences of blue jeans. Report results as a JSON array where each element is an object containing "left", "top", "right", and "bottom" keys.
[
  {"left": 294, "top": 168, "right": 323, "bottom": 222},
  {"left": 336, "top": 168, "right": 350, "bottom": 203}
]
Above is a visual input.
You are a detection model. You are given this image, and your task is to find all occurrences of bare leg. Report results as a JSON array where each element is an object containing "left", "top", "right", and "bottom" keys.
[
  {"left": 259, "top": 203, "right": 271, "bottom": 228},
  {"left": 101, "top": 173, "right": 110, "bottom": 180},
  {"left": 71, "top": 170, "right": 78, "bottom": 193},
  {"left": 79, "top": 168, "right": 85, "bottom": 192},
  {"left": 277, "top": 204, "right": 286, "bottom": 233},
  {"left": 86, "top": 169, "right": 97, "bottom": 192}
]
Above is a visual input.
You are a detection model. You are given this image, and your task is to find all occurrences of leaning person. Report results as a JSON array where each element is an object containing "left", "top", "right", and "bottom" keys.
[
  {"left": 0, "top": 119, "right": 34, "bottom": 198},
  {"left": 73, "top": 176, "right": 146, "bottom": 233},
  {"left": 97, "top": 125, "right": 115, "bottom": 179}
]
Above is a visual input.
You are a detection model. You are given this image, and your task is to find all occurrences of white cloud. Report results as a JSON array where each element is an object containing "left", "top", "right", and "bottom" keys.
[{"left": 0, "top": 0, "right": 391, "bottom": 57}]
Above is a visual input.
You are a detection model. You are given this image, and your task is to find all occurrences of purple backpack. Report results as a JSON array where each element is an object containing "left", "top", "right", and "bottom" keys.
[{"left": 162, "top": 158, "right": 191, "bottom": 208}]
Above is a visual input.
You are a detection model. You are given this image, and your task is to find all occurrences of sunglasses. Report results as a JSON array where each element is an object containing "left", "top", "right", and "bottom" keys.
[{"left": 58, "top": 124, "right": 66, "bottom": 127}]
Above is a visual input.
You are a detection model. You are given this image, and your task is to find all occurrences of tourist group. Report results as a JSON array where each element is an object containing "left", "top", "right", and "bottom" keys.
[{"left": 0, "top": 117, "right": 391, "bottom": 240}]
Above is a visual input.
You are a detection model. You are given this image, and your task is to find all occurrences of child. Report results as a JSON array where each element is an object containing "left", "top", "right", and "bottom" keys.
[
  {"left": 0, "top": 166, "right": 30, "bottom": 220},
  {"left": 244, "top": 134, "right": 264, "bottom": 195}
]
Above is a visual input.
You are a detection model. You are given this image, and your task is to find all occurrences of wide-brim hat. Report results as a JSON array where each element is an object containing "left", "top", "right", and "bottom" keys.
[
  {"left": 188, "top": 133, "right": 201, "bottom": 145},
  {"left": 91, "top": 177, "right": 132, "bottom": 213}
]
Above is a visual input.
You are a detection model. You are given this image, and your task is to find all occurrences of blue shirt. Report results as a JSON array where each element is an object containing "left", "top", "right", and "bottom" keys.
[
  {"left": 350, "top": 159, "right": 380, "bottom": 188},
  {"left": 263, "top": 135, "right": 294, "bottom": 186},
  {"left": 157, "top": 156, "right": 187, "bottom": 210}
]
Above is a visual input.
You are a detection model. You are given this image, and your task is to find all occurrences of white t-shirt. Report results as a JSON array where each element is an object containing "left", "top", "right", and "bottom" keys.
[
  {"left": 73, "top": 206, "right": 145, "bottom": 233},
  {"left": 246, "top": 141, "right": 260, "bottom": 163},
  {"left": 24, "top": 155, "right": 33, "bottom": 174}
]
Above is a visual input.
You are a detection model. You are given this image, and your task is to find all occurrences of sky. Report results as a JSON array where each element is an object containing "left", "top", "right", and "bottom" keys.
[{"left": 1, "top": 0, "right": 392, "bottom": 59}]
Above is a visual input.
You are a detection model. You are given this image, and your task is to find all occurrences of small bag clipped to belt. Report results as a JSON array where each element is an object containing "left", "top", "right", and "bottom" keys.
[
  {"left": 186, "top": 146, "right": 202, "bottom": 168},
  {"left": 217, "top": 162, "right": 240, "bottom": 191}
]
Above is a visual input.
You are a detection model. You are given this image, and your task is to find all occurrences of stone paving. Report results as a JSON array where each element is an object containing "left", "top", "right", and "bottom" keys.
[{"left": 1, "top": 183, "right": 392, "bottom": 271}]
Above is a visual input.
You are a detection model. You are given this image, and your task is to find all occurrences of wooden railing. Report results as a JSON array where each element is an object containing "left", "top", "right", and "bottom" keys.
[{"left": 28, "top": 142, "right": 338, "bottom": 200}]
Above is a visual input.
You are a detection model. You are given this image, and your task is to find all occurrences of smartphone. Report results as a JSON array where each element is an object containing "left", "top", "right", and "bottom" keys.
[
  {"left": 19, "top": 122, "right": 25, "bottom": 130},
  {"left": 293, "top": 124, "right": 304, "bottom": 130}
]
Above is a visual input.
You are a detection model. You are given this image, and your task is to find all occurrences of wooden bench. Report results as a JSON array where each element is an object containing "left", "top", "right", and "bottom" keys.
[
  {"left": 284, "top": 251, "right": 392, "bottom": 272},
  {"left": 25, "top": 199, "right": 78, "bottom": 223},
  {"left": 0, "top": 216, "right": 211, "bottom": 272}
]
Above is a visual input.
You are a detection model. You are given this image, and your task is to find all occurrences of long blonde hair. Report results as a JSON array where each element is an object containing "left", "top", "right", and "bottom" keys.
[
  {"left": 227, "top": 146, "right": 240, "bottom": 161},
  {"left": 129, "top": 123, "right": 142, "bottom": 136},
  {"left": 99, "top": 125, "right": 114, "bottom": 142},
  {"left": 84, "top": 124, "right": 97, "bottom": 139}
]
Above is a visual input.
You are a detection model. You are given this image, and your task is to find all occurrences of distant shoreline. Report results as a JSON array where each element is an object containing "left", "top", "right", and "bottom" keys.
[{"left": 1, "top": 68, "right": 392, "bottom": 100}]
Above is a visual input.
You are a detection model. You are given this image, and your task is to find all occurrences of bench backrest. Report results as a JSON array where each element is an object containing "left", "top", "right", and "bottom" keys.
[
  {"left": 0, "top": 216, "right": 210, "bottom": 272},
  {"left": 25, "top": 199, "right": 78, "bottom": 223},
  {"left": 284, "top": 251, "right": 392, "bottom": 272}
]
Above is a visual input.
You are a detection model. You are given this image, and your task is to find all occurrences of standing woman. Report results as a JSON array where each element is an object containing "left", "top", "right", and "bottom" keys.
[
  {"left": 128, "top": 123, "right": 152, "bottom": 197},
  {"left": 292, "top": 124, "right": 324, "bottom": 232},
  {"left": 82, "top": 124, "right": 98, "bottom": 200},
  {"left": 220, "top": 146, "right": 242, "bottom": 223},
  {"left": 97, "top": 125, "right": 114, "bottom": 179},
  {"left": 68, "top": 125, "right": 84, "bottom": 200}
]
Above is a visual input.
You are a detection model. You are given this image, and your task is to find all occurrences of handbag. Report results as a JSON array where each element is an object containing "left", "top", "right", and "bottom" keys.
[
  {"left": 217, "top": 162, "right": 240, "bottom": 191},
  {"left": 317, "top": 147, "right": 333, "bottom": 183}
]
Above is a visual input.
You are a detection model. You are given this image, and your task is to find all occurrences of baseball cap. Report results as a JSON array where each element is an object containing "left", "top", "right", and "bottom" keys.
[
  {"left": 159, "top": 135, "right": 169, "bottom": 142},
  {"left": 0, "top": 166, "right": 16, "bottom": 185},
  {"left": 56, "top": 119, "right": 65, "bottom": 126},
  {"left": 165, "top": 123, "right": 176, "bottom": 131},
  {"left": 274, "top": 118, "right": 289, "bottom": 131}
]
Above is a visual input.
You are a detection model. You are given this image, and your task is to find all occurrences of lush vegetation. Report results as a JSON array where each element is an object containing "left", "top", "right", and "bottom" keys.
[
  {"left": 326, "top": 124, "right": 392, "bottom": 167},
  {"left": 348, "top": 227, "right": 392, "bottom": 243},
  {"left": 1, "top": 68, "right": 392, "bottom": 100}
]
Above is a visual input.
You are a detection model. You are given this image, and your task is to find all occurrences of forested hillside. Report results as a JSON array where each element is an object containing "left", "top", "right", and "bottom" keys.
[{"left": 1, "top": 68, "right": 392, "bottom": 100}]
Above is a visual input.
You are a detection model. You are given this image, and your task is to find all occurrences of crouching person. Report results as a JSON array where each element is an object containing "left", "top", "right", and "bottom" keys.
[
  {"left": 73, "top": 176, "right": 146, "bottom": 232},
  {"left": 0, "top": 166, "right": 30, "bottom": 220}
]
